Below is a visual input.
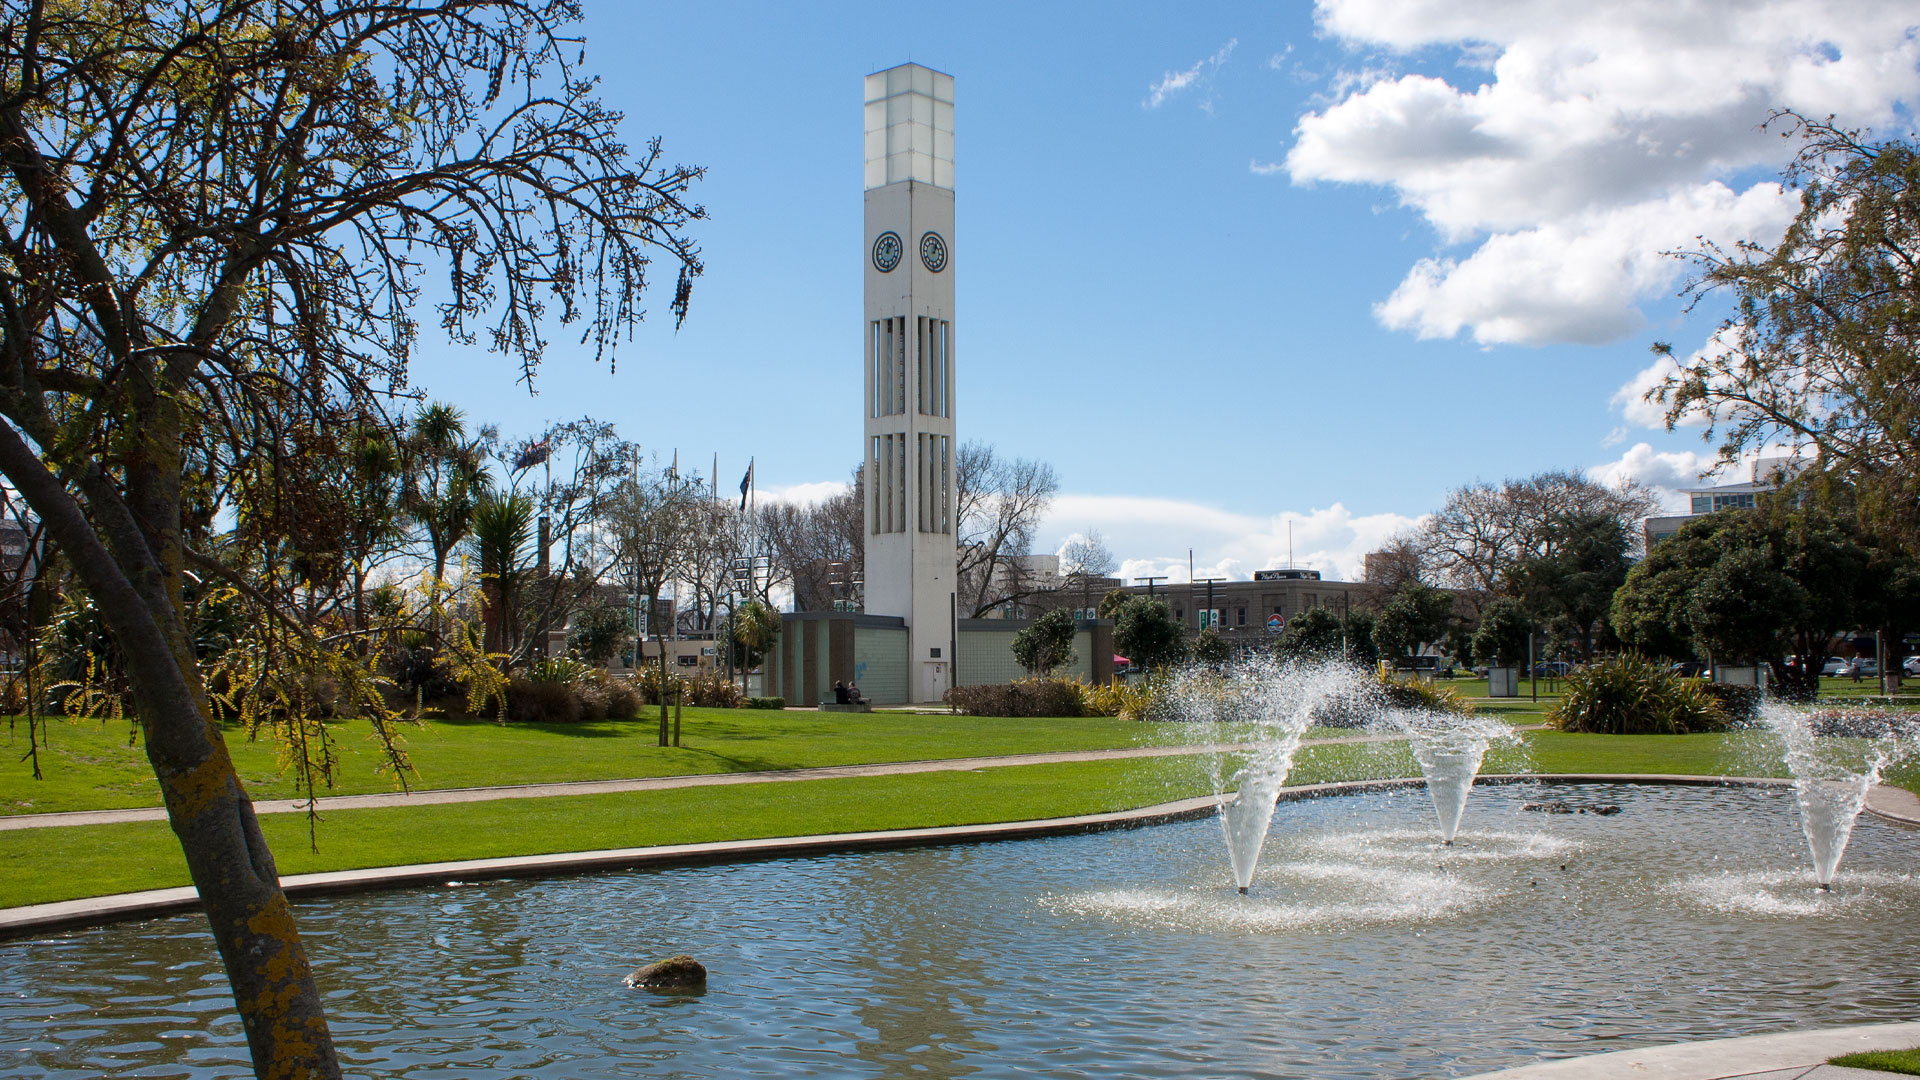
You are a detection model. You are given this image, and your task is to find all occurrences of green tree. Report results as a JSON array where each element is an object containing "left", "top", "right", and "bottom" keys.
[
  {"left": 405, "top": 403, "right": 494, "bottom": 607},
  {"left": 1509, "top": 511, "right": 1633, "bottom": 660},
  {"left": 1274, "top": 607, "right": 1343, "bottom": 659},
  {"left": 1655, "top": 113, "right": 1920, "bottom": 549},
  {"left": 1113, "top": 597, "right": 1189, "bottom": 672},
  {"left": 731, "top": 599, "right": 782, "bottom": 693},
  {"left": 0, "top": 3, "right": 702, "bottom": 1073},
  {"left": 1373, "top": 583, "right": 1455, "bottom": 663},
  {"left": 1612, "top": 509, "right": 1871, "bottom": 697},
  {"left": 1011, "top": 608, "right": 1078, "bottom": 676},
  {"left": 1344, "top": 609, "right": 1381, "bottom": 666},
  {"left": 566, "top": 603, "right": 630, "bottom": 667},
  {"left": 1191, "top": 628, "right": 1232, "bottom": 667},
  {"left": 468, "top": 491, "right": 536, "bottom": 657},
  {"left": 1471, "top": 597, "right": 1531, "bottom": 668}
]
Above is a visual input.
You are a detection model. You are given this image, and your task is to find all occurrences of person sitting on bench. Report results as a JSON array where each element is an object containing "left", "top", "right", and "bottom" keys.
[
  {"left": 833, "top": 681, "right": 849, "bottom": 705},
  {"left": 847, "top": 684, "right": 865, "bottom": 705}
]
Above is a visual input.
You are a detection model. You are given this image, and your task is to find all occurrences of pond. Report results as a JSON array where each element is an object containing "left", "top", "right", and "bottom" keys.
[{"left": 4, "top": 782, "right": 1919, "bottom": 1078}]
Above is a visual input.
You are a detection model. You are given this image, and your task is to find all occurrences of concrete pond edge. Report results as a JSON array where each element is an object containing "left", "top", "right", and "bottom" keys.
[{"left": 1457, "top": 1020, "right": 1920, "bottom": 1079}]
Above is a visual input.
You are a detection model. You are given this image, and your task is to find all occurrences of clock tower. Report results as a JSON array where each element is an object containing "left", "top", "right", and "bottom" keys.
[{"left": 863, "top": 63, "right": 957, "bottom": 704}]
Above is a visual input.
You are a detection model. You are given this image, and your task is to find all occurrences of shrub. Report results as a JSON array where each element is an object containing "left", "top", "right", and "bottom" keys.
[
  {"left": 682, "top": 669, "right": 742, "bottom": 708},
  {"left": 1376, "top": 671, "right": 1475, "bottom": 716},
  {"left": 945, "top": 678, "right": 1087, "bottom": 717},
  {"left": 528, "top": 656, "right": 596, "bottom": 685},
  {"left": 747, "top": 696, "right": 786, "bottom": 710},
  {"left": 1083, "top": 678, "right": 1154, "bottom": 720},
  {"left": 633, "top": 665, "right": 740, "bottom": 707},
  {"left": 505, "top": 677, "right": 582, "bottom": 724},
  {"left": 1700, "top": 682, "right": 1761, "bottom": 724},
  {"left": 1550, "top": 653, "right": 1726, "bottom": 734},
  {"left": 601, "top": 678, "right": 643, "bottom": 719}
]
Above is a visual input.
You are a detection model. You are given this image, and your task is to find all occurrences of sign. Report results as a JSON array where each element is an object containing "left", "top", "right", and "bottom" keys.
[
  {"left": 1266, "top": 614, "right": 1285, "bottom": 633},
  {"left": 1198, "top": 609, "right": 1220, "bottom": 630}
]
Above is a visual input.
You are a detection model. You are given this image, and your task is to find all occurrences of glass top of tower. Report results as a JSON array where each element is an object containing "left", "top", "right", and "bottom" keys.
[{"left": 864, "top": 64, "right": 954, "bottom": 190}]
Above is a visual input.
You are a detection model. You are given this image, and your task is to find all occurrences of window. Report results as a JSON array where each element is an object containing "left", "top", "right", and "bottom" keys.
[
  {"left": 1237, "top": 608, "right": 1246, "bottom": 625},
  {"left": 1690, "top": 494, "right": 1712, "bottom": 514},
  {"left": 870, "top": 318, "right": 908, "bottom": 417}
]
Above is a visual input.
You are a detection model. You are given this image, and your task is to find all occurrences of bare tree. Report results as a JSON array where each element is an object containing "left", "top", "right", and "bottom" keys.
[
  {"left": 602, "top": 458, "right": 701, "bottom": 745},
  {"left": 1057, "top": 530, "right": 1116, "bottom": 615},
  {"left": 759, "top": 465, "right": 864, "bottom": 612},
  {"left": 955, "top": 441, "right": 1059, "bottom": 618},
  {"left": 0, "top": 3, "right": 702, "bottom": 1074},
  {"left": 499, "top": 418, "right": 634, "bottom": 664},
  {"left": 1413, "top": 470, "right": 1659, "bottom": 610}
]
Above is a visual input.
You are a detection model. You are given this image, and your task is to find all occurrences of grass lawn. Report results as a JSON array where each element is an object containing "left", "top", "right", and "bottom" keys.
[
  {"left": 0, "top": 708, "right": 1176, "bottom": 816},
  {"left": 0, "top": 729, "right": 1803, "bottom": 910},
  {"left": 0, "top": 745, "right": 1407, "bottom": 908},
  {"left": 1831, "top": 1049, "right": 1920, "bottom": 1075}
]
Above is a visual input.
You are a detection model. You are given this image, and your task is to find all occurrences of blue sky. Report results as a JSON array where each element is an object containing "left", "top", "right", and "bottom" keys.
[{"left": 404, "top": 1, "right": 1920, "bottom": 585}]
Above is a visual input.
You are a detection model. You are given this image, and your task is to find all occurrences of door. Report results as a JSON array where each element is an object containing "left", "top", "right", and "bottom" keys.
[{"left": 924, "top": 661, "right": 948, "bottom": 704}]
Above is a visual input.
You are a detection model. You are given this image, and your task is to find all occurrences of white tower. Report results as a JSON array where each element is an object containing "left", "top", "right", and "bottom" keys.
[{"left": 863, "top": 63, "right": 957, "bottom": 703}]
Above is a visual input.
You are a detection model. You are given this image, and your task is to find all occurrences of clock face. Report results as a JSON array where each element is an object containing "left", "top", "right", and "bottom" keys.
[
  {"left": 872, "top": 231, "right": 903, "bottom": 273},
  {"left": 919, "top": 231, "right": 949, "bottom": 273}
]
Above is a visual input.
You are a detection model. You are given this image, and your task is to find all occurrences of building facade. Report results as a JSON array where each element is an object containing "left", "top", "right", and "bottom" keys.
[{"left": 859, "top": 63, "right": 959, "bottom": 704}]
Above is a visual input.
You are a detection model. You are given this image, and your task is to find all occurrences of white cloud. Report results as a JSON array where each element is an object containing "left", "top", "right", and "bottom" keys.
[
  {"left": 1602, "top": 426, "right": 1628, "bottom": 448},
  {"left": 1146, "top": 38, "right": 1239, "bottom": 109},
  {"left": 1610, "top": 325, "right": 1742, "bottom": 428},
  {"left": 1284, "top": 0, "right": 1920, "bottom": 345},
  {"left": 1372, "top": 182, "right": 1795, "bottom": 345},
  {"left": 1042, "top": 493, "right": 1421, "bottom": 584},
  {"left": 759, "top": 480, "right": 849, "bottom": 506},
  {"left": 1589, "top": 442, "right": 1714, "bottom": 509},
  {"left": 1586, "top": 440, "right": 1802, "bottom": 512}
]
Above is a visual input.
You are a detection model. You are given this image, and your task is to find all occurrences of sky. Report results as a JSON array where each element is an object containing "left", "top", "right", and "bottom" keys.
[{"left": 403, "top": 0, "right": 1920, "bottom": 589}]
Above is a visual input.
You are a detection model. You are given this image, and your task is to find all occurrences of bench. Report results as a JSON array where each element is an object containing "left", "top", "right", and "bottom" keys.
[{"left": 818, "top": 702, "right": 873, "bottom": 713}]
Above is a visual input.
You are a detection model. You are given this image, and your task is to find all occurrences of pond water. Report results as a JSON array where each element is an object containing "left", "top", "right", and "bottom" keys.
[{"left": 5, "top": 782, "right": 1920, "bottom": 1079}]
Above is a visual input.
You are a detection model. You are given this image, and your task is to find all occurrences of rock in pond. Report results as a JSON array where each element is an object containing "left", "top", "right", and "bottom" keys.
[{"left": 626, "top": 955, "right": 707, "bottom": 990}]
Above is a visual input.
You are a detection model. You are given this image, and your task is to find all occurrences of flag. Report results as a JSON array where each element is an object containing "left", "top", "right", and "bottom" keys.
[
  {"left": 738, "top": 459, "right": 754, "bottom": 511},
  {"left": 511, "top": 437, "right": 551, "bottom": 471}
]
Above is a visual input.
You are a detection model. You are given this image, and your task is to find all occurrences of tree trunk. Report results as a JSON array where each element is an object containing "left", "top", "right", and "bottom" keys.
[{"left": 0, "top": 419, "right": 342, "bottom": 1079}]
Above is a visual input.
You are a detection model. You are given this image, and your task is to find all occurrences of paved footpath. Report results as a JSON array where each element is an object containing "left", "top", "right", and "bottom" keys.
[
  {"left": 0, "top": 733, "right": 1396, "bottom": 831},
  {"left": 1461, "top": 1022, "right": 1920, "bottom": 1080}
]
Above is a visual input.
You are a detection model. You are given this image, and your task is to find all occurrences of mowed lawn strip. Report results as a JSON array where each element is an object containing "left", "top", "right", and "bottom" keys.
[
  {"left": 1, "top": 709, "right": 1179, "bottom": 816},
  {"left": 8, "top": 724, "right": 1897, "bottom": 910},
  {"left": 3, "top": 756, "right": 1239, "bottom": 908}
]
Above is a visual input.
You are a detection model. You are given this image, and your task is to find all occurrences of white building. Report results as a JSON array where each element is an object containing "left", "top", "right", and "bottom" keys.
[{"left": 861, "top": 63, "right": 958, "bottom": 703}]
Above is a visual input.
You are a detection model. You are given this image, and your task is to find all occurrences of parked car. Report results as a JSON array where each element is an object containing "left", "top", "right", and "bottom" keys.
[
  {"left": 1840, "top": 658, "right": 1880, "bottom": 678},
  {"left": 1531, "top": 661, "right": 1573, "bottom": 678},
  {"left": 1904, "top": 655, "right": 1920, "bottom": 677},
  {"left": 1669, "top": 660, "right": 1707, "bottom": 678},
  {"left": 1820, "top": 656, "right": 1851, "bottom": 676}
]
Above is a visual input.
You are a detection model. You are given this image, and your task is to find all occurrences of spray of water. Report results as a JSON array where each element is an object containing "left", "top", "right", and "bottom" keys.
[
  {"left": 1159, "top": 656, "right": 1377, "bottom": 892},
  {"left": 1756, "top": 702, "right": 1918, "bottom": 888},
  {"left": 1373, "top": 707, "right": 1521, "bottom": 844}
]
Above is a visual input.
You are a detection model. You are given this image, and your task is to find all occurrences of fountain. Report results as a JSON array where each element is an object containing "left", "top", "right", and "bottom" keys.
[
  {"left": 1757, "top": 701, "right": 1918, "bottom": 889},
  {"left": 1161, "top": 657, "right": 1375, "bottom": 892},
  {"left": 1376, "top": 706, "right": 1522, "bottom": 844}
]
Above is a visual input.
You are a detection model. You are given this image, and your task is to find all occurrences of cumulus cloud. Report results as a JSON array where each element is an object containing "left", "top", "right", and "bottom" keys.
[
  {"left": 1146, "top": 39, "right": 1239, "bottom": 109},
  {"left": 1283, "top": 0, "right": 1920, "bottom": 345},
  {"left": 1587, "top": 440, "right": 1803, "bottom": 511},
  {"left": 1589, "top": 442, "right": 1715, "bottom": 509},
  {"left": 1042, "top": 493, "right": 1421, "bottom": 584},
  {"left": 1609, "top": 326, "right": 1743, "bottom": 428}
]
